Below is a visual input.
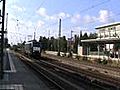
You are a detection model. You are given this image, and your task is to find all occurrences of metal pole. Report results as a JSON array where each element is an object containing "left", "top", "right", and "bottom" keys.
[
  {"left": 69, "top": 30, "right": 73, "bottom": 56},
  {"left": 5, "top": 13, "right": 8, "bottom": 47},
  {"left": 48, "top": 30, "right": 50, "bottom": 38},
  {"left": 5, "top": 13, "right": 8, "bottom": 32},
  {"left": 98, "top": 44, "right": 100, "bottom": 59},
  {"left": 0, "top": 0, "right": 6, "bottom": 79},
  {"left": 57, "top": 19, "right": 61, "bottom": 56},
  {"left": 34, "top": 32, "right": 35, "bottom": 40}
]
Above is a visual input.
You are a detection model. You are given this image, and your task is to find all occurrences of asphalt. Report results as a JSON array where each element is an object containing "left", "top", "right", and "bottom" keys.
[{"left": 0, "top": 50, "right": 50, "bottom": 90}]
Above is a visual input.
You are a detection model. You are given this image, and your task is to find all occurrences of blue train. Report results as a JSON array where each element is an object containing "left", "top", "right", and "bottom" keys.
[{"left": 24, "top": 40, "right": 42, "bottom": 58}]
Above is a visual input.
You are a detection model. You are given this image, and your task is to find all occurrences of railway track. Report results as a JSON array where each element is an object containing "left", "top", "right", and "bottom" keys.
[
  {"left": 19, "top": 56, "right": 85, "bottom": 90},
  {"left": 41, "top": 56, "right": 120, "bottom": 79},
  {"left": 15, "top": 52, "right": 120, "bottom": 90},
  {"left": 42, "top": 54, "right": 120, "bottom": 72},
  {"left": 75, "top": 60, "right": 120, "bottom": 73},
  {"left": 38, "top": 59, "right": 120, "bottom": 89}
]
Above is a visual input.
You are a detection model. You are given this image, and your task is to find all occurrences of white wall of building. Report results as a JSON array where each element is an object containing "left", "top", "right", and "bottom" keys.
[
  {"left": 78, "top": 46, "right": 83, "bottom": 56},
  {"left": 97, "top": 23, "right": 120, "bottom": 39},
  {"left": 106, "top": 44, "right": 114, "bottom": 51}
]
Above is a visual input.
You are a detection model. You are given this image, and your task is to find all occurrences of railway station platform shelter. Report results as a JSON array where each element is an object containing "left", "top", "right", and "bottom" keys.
[
  {"left": 81, "top": 38, "right": 120, "bottom": 59},
  {"left": 80, "top": 22, "right": 120, "bottom": 60}
]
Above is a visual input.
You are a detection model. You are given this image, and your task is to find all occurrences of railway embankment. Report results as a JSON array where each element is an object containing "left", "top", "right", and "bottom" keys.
[{"left": 41, "top": 51, "right": 120, "bottom": 79}]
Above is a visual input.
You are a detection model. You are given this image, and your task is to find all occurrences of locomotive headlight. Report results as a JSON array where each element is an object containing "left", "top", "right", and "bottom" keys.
[{"left": 33, "top": 47, "right": 40, "bottom": 51}]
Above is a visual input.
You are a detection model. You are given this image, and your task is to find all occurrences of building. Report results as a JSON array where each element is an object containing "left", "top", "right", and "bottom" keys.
[
  {"left": 96, "top": 22, "right": 120, "bottom": 51},
  {"left": 96, "top": 22, "right": 120, "bottom": 39},
  {"left": 80, "top": 22, "right": 120, "bottom": 59}
]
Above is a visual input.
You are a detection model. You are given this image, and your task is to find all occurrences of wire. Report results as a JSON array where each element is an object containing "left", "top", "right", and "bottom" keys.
[
  {"left": 63, "top": 12, "right": 120, "bottom": 32},
  {"left": 41, "top": 0, "right": 111, "bottom": 30},
  {"left": 26, "top": 0, "right": 46, "bottom": 21}
]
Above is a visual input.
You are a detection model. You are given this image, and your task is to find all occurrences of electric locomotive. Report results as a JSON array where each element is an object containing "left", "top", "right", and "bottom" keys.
[{"left": 24, "top": 40, "right": 42, "bottom": 57}]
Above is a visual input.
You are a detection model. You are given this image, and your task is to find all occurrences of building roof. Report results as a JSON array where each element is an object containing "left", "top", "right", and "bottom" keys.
[
  {"left": 95, "top": 22, "right": 120, "bottom": 29},
  {"left": 81, "top": 38, "right": 120, "bottom": 44}
]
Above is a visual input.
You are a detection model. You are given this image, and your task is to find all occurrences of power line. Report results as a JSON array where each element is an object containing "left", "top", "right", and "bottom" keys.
[
  {"left": 62, "top": 12, "right": 120, "bottom": 33},
  {"left": 41, "top": 0, "right": 111, "bottom": 30},
  {"left": 26, "top": 0, "right": 46, "bottom": 21}
]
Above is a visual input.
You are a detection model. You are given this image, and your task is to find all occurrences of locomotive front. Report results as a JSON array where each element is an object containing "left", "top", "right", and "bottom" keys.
[{"left": 32, "top": 41, "right": 42, "bottom": 57}]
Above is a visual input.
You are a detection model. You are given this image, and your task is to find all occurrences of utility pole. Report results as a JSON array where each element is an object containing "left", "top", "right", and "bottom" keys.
[
  {"left": 16, "top": 19, "right": 20, "bottom": 43},
  {"left": 34, "top": 26, "right": 37, "bottom": 40},
  {"left": 79, "top": 30, "right": 82, "bottom": 46},
  {"left": 70, "top": 30, "right": 73, "bottom": 49},
  {"left": 0, "top": 0, "right": 6, "bottom": 79},
  {"left": 34, "top": 32, "right": 36, "bottom": 40},
  {"left": 5, "top": 13, "right": 8, "bottom": 31},
  {"left": 5, "top": 13, "right": 8, "bottom": 33},
  {"left": 69, "top": 30, "right": 73, "bottom": 56},
  {"left": 57, "top": 19, "right": 61, "bottom": 56},
  {"left": 48, "top": 30, "right": 50, "bottom": 39},
  {"left": 5, "top": 13, "right": 8, "bottom": 47}
]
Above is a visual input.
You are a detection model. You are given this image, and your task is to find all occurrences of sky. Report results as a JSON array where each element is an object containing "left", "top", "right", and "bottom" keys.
[{"left": 5, "top": 0, "right": 120, "bottom": 44}]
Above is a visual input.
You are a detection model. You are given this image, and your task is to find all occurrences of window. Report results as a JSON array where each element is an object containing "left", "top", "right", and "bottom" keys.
[{"left": 113, "top": 27, "right": 116, "bottom": 30}]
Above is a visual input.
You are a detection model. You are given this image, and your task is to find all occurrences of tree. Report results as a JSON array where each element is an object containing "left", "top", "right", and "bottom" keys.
[
  {"left": 42, "top": 37, "right": 48, "bottom": 51},
  {"left": 73, "top": 35, "right": 79, "bottom": 53},
  {"left": 60, "top": 36, "right": 67, "bottom": 52},
  {"left": 89, "top": 33, "right": 98, "bottom": 51},
  {"left": 50, "top": 37, "right": 55, "bottom": 51},
  {"left": 114, "top": 43, "right": 120, "bottom": 51},
  {"left": 39, "top": 36, "right": 48, "bottom": 51},
  {"left": 82, "top": 33, "right": 89, "bottom": 40},
  {"left": 39, "top": 36, "right": 43, "bottom": 42},
  {"left": 89, "top": 33, "right": 97, "bottom": 39}
]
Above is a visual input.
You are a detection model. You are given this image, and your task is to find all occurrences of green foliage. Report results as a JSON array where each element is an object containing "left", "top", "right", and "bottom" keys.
[
  {"left": 97, "top": 58, "right": 108, "bottom": 64},
  {"left": 39, "top": 36, "right": 67, "bottom": 52},
  {"left": 81, "top": 33, "right": 89, "bottom": 40},
  {"left": 102, "top": 59, "right": 108, "bottom": 64},
  {"left": 89, "top": 33, "right": 97, "bottom": 39},
  {"left": 73, "top": 35, "right": 79, "bottom": 53},
  {"left": 60, "top": 36, "right": 67, "bottom": 52},
  {"left": 38, "top": 31, "right": 97, "bottom": 54},
  {"left": 114, "top": 43, "right": 120, "bottom": 51}
]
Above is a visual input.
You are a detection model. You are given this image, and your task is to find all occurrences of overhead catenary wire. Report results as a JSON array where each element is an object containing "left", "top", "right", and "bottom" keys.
[
  {"left": 59, "top": 10, "right": 120, "bottom": 37},
  {"left": 26, "top": 0, "right": 46, "bottom": 21},
  {"left": 64, "top": 12, "right": 120, "bottom": 30},
  {"left": 40, "top": 0, "right": 111, "bottom": 30},
  {"left": 9, "top": 0, "right": 115, "bottom": 43}
]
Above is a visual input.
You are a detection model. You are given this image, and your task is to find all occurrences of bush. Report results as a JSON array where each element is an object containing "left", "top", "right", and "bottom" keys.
[
  {"left": 76, "top": 55, "right": 80, "bottom": 60},
  {"left": 97, "top": 58, "right": 108, "bottom": 64},
  {"left": 83, "top": 56, "right": 88, "bottom": 61},
  {"left": 67, "top": 52, "right": 72, "bottom": 58},
  {"left": 97, "top": 58, "right": 102, "bottom": 63},
  {"left": 102, "top": 59, "right": 108, "bottom": 64}
]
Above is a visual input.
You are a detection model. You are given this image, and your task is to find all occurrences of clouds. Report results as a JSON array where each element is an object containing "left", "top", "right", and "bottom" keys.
[
  {"left": 7, "top": 0, "right": 115, "bottom": 44},
  {"left": 58, "top": 12, "right": 70, "bottom": 19},
  {"left": 12, "top": 5, "right": 26, "bottom": 12},
  {"left": 70, "top": 9, "right": 114, "bottom": 25},
  {"left": 36, "top": 7, "right": 114, "bottom": 28},
  {"left": 71, "top": 14, "right": 81, "bottom": 24},
  {"left": 36, "top": 7, "right": 70, "bottom": 21},
  {"left": 36, "top": 8, "right": 115, "bottom": 38},
  {"left": 37, "top": 20, "right": 45, "bottom": 28},
  {"left": 36, "top": 7, "right": 47, "bottom": 17},
  {"left": 99, "top": 10, "right": 113, "bottom": 23}
]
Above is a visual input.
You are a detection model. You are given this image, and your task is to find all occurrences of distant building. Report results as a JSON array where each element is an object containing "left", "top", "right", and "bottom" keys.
[
  {"left": 80, "top": 22, "right": 120, "bottom": 59},
  {"left": 96, "top": 22, "right": 120, "bottom": 51},
  {"left": 96, "top": 22, "right": 120, "bottom": 39}
]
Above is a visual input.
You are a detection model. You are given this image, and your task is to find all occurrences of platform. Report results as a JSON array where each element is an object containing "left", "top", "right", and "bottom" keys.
[{"left": 0, "top": 50, "right": 50, "bottom": 90}]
